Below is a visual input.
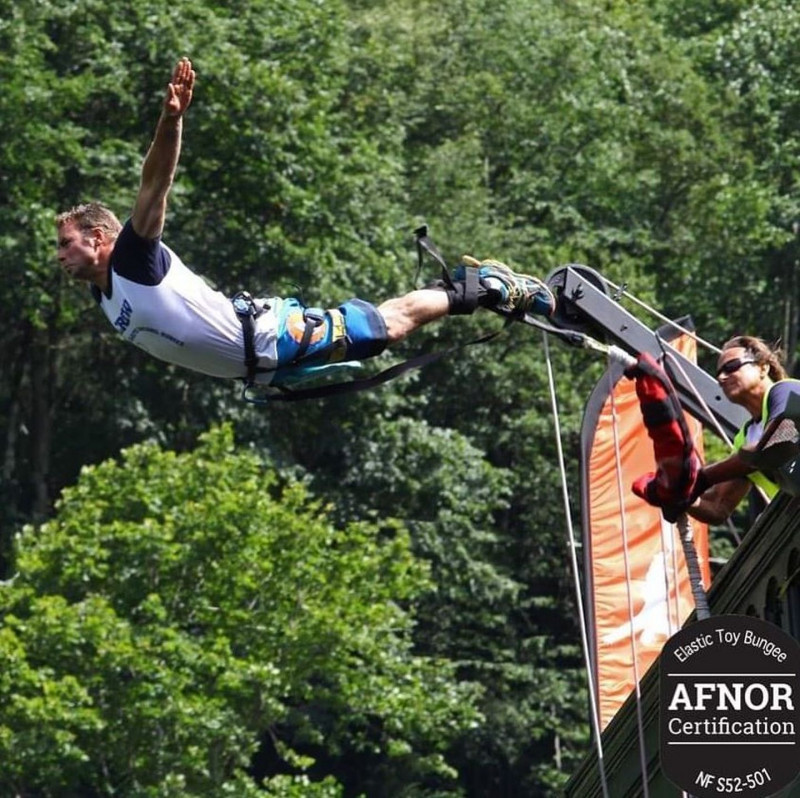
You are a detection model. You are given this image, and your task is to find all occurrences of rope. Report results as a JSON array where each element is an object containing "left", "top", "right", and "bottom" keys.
[
  {"left": 655, "top": 518, "right": 678, "bottom": 644},
  {"left": 665, "top": 519, "right": 682, "bottom": 635},
  {"left": 598, "top": 275, "right": 722, "bottom": 356},
  {"left": 541, "top": 332, "right": 610, "bottom": 798},
  {"left": 608, "top": 370, "right": 652, "bottom": 798},
  {"left": 658, "top": 339, "right": 733, "bottom": 449}
]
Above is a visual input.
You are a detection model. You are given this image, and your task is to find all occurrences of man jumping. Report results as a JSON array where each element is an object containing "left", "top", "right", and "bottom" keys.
[{"left": 57, "top": 58, "right": 555, "bottom": 394}]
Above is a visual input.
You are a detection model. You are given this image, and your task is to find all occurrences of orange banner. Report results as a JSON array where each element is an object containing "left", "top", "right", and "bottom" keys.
[{"left": 582, "top": 335, "right": 710, "bottom": 730}]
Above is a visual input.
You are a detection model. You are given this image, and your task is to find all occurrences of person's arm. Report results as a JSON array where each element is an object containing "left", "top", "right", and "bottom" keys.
[
  {"left": 131, "top": 58, "right": 195, "bottom": 240},
  {"left": 700, "top": 449, "right": 755, "bottom": 485},
  {"left": 687, "top": 477, "right": 751, "bottom": 524}
]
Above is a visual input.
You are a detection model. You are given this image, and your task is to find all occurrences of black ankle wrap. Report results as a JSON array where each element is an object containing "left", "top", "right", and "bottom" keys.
[{"left": 444, "top": 265, "right": 481, "bottom": 315}]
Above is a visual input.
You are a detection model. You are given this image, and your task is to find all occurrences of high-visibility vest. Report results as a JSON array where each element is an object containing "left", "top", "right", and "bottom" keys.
[{"left": 732, "top": 379, "right": 800, "bottom": 499}]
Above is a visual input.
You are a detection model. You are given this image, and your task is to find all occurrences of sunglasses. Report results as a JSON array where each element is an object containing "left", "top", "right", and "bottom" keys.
[{"left": 716, "top": 357, "right": 756, "bottom": 378}]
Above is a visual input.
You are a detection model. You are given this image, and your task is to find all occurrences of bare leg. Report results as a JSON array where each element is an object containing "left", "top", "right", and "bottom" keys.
[
  {"left": 375, "top": 260, "right": 554, "bottom": 347},
  {"left": 377, "top": 288, "right": 450, "bottom": 344}
]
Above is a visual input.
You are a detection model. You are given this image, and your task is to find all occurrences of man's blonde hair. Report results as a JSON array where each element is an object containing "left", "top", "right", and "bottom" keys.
[{"left": 56, "top": 202, "right": 122, "bottom": 239}]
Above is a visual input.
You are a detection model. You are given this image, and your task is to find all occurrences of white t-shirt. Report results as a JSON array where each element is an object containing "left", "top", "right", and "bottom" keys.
[{"left": 92, "top": 221, "right": 280, "bottom": 383}]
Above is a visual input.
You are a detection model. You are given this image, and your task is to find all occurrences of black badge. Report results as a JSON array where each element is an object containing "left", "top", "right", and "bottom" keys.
[{"left": 661, "top": 615, "right": 800, "bottom": 797}]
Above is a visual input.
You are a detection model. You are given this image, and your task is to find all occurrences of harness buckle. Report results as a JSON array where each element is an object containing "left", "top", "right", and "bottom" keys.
[{"left": 232, "top": 291, "right": 257, "bottom": 318}]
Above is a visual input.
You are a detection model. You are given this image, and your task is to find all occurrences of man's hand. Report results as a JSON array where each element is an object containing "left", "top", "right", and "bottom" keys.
[{"left": 164, "top": 57, "right": 195, "bottom": 118}]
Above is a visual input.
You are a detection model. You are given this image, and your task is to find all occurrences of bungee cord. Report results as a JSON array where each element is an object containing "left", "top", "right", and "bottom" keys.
[
  {"left": 433, "top": 261, "right": 748, "bottom": 793},
  {"left": 677, "top": 513, "right": 711, "bottom": 620},
  {"left": 649, "top": 340, "right": 714, "bottom": 621}
]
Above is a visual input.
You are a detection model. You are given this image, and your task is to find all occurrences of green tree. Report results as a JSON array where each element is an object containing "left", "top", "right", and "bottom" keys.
[
  {"left": 5, "top": 0, "right": 794, "bottom": 793},
  {"left": 0, "top": 0, "right": 410, "bottom": 563},
  {"left": 0, "top": 425, "right": 480, "bottom": 795},
  {"left": 649, "top": 0, "right": 800, "bottom": 361}
]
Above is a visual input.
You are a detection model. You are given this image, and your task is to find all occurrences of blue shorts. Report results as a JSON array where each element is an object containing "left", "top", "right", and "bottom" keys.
[{"left": 275, "top": 297, "right": 388, "bottom": 367}]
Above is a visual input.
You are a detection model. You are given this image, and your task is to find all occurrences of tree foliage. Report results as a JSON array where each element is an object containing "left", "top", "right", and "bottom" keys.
[
  {"left": 0, "top": 425, "right": 480, "bottom": 795},
  {"left": 1, "top": 0, "right": 796, "bottom": 794}
]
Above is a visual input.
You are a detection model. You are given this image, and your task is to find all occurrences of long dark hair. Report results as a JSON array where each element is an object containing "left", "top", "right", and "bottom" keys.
[{"left": 722, "top": 335, "right": 788, "bottom": 381}]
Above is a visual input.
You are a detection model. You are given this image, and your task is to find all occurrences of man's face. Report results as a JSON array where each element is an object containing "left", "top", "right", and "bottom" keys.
[{"left": 56, "top": 221, "right": 101, "bottom": 282}]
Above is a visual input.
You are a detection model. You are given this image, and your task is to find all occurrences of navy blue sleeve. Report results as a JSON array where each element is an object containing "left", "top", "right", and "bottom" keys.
[
  {"left": 766, "top": 381, "right": 800, "bottom": 422},
  {"left": 110, "top": 219, "right": 172, "bottom": 285}
]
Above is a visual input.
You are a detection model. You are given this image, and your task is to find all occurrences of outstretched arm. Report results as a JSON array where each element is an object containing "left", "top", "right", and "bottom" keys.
[
  {"left": 701, "top": 450, "right": 754, "bottom": 485},
  {"left": 685, "top": 448, "right": 758, "bottom": 523},
  {"left": 687, "top": 478, "right": 751, "bottom": 524},
  {"left": 131, "top": 57, "right": 195, "bottom": 239}
]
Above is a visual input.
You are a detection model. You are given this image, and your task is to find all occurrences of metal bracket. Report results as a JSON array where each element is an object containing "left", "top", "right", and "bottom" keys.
[{"left": 546, "top": 265, "right": 748, "bottom": 439}]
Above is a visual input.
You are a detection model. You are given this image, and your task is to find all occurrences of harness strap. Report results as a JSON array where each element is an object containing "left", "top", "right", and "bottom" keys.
[
  {"left": 446, "top": 266, "right": 481, "bottom": 315},
  {"left": 327, "top": 308, "right": 347, "bottom": 361},
  {"left": 232, "top": 291, "right": 263, "bottom": 385},
  {"left": 290, "top": 307, "right": 348, "bottom": 366},
  {"left": 415, "top": 226, "right": 485, "bottom": 315},
  {"left": 234, "top": 293, "right": 353, "bottom": 393},
  {"left": 415, "top": 224, "right": 455, "bottom": 289},
  {"left": 292, "top": 309, "right": 325, "bottom": 364},
  {"left": 239, "top": 226, "right": 512, "bottom": 403},
  {"left": 243, "top": 326, "right": 504, "bottom": 404}
]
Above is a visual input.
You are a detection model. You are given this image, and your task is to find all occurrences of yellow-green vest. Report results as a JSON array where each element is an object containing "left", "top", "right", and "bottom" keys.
[{"left": 732, "top": 379, "right": 800, "bottom": 500}]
